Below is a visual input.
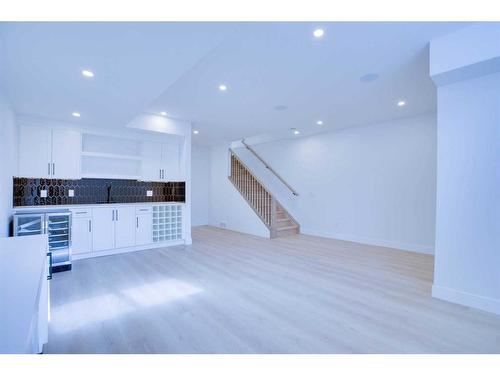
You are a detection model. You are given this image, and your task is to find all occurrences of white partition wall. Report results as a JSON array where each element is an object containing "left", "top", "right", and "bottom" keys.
[
  {"left": 430, "top": 24, "right": 500, "bottom": 315},
  {"left": 191, "top": 144, "right": 211, "bottom": 226},
  {"left": 0, "top": 90, "right": 17, "bottom": 237}
]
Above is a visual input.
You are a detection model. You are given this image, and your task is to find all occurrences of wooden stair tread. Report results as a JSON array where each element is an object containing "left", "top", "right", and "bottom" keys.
[{"left": 276, "top": 225, "right": 299, "bottom": 231}]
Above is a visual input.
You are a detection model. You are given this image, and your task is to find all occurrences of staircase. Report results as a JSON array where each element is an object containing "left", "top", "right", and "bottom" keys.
[{"left": 228, "top": 150, "right": 299, "bottom": 238}]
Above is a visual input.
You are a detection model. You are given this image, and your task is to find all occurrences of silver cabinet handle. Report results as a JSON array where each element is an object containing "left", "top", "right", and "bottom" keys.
[
  {"left": 48, "top": 162, "right": 51, "bottom": 175},
  {"left": 112, "top": 210, "right": 115, "bottom": 221},
  {"left": 159, "top": 169, "right": 162, "bottom": 179},
  {"left": 136, "top": 217, "right": 139, "bottom": 228},
  {"left": 116, "top": 209, "right": 118, "bottom": 221},
  {"left": 88, "top": 219, "right": 92, "bottom": 232},
  {"left": 52, "top": 163, "right": 55, "bottom": 175},
  {"left": 47, "top": 252, "right": 52, "bottom": 280}
]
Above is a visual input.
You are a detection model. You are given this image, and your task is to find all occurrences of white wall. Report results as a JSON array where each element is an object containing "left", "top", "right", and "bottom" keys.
[
  {"left": 191, "top": 144, "right": 210, "bottom": 226},
  {"left": 429, "top": 23, "right": 500, "bottom": 315},
  {"left": 233, "top": 113, "right": 437, "bottom": 253},
  {"left": 0, "top": 90, "right": 17, "bottom": 237},
  {"left": 208, "top": 144, "right": 269, "bottom": 238},
  {"left": 432, "top": 73, "right": 500, "bottom": 315}
]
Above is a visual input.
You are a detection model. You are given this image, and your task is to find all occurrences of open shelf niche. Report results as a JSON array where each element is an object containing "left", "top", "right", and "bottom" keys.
[{"left": 81, "top": 133, "right": 142, "bottom": 179}]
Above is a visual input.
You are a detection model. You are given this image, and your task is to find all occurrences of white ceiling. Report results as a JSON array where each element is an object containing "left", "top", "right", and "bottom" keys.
[{"left": 0, "top": 22, "right": 469, "bottom": 145}]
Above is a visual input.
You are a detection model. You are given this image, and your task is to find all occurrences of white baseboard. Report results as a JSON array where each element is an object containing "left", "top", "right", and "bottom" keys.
[
  {"left": 300, "top": 227, "right": 434, "bottom": 255},
  {"left": 73, "top": 239, "right": 186, "bottom": 261},
  {"left": 432, "top": 284, "right": 500, "bottom": 316}
]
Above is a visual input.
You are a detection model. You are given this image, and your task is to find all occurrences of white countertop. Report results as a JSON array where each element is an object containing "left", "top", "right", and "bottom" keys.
[
  {"left": 14, "top": 202, "right": 185, "bottom": 211},
  {"left": 0, "top": 235, "right": 48, "bottom": 353}
]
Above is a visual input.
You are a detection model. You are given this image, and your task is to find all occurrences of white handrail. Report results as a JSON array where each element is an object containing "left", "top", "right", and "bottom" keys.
[{"left": 240, "top": 139, "right": 299, "bottom": 196}]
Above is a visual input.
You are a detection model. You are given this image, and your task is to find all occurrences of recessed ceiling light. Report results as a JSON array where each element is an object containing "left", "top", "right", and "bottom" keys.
[
  {"left": 193, "top": 130, "right": 199, "bottom": 135},
  {"left": 160, "top": 111, "right": 167, "bottom": 116},
  {"left": 292, "top": 128, "right": 300, "bottom": 135},
  {"left": 313, "top": 28, "right": 325, "bottom": 38},
  {"left": 81, "top": 70, "right": 94, "bottom": 78},
  {"left": 72, "top": 112, "right": 81, "bottom": 118},
  {"left": 397, "top": 100, "right": 406, "bottom": 107},
  {"left": 316, "top": 120, "right": 323, "bottom": 125},
  {"left": 218, "top": 84, "right": 228, "bottom": 91}
]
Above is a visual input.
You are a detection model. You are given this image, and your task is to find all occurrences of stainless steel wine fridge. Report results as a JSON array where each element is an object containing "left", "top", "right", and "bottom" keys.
[{"left": 14, "top": 210, "right": 72, "bottom": 272}]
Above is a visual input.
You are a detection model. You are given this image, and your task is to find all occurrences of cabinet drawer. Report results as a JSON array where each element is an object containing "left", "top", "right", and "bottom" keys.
[
  {"left": 136, "top": 206, "right": 152, "bottom": 215},
  {"left": 70, "top": 208, "right": 92, "bottom": 218}
]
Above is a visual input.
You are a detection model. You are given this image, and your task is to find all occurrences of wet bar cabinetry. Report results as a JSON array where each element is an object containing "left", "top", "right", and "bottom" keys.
[
  {"left": 153, "top": 205, "right": 183, "bottom": 242},
  {"left": 15, "top": 203, "right": 185, "bottom": 260},
  {"left": 17, "top": 125, "right": 184, "bottom": 182},
  {"left": 18, "top": 124, "right": 81, "bottom": 179},
  {"left": 141, "top": 140, "right": 182, "bottom": 182},
  {"left": 71, "top": 209, "right": 92, "bottom": 256}
]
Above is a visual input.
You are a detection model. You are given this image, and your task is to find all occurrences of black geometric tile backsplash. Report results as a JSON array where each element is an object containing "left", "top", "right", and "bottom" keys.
[{"left": 13, "top": 178, "right": 185, "bottom": 207}]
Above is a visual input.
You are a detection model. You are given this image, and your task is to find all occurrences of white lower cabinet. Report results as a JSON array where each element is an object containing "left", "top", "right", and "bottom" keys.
[
  {"left": 92, "top": 207, "right": 115, "bottom": 252},
  {"left": 92, "top": 206, "right": 141, "bottom": 253},
  {"left": 115, "top": 206, "right": 136, "bottom": 249},
  {"left": 135, "top": 208, "right": 153, "bottom": 246},
  {"left": 71, "top": 203, "right": 183, "bottom": 259},
  {"left": 92, "top": 206, "right": 136, "bottom": 251},
  {"left": 72, "top": 217, "right": 93, "bottom": 255}
]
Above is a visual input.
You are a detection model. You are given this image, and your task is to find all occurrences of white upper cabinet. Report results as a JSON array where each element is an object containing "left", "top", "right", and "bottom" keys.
[
  {"left": 141, "top": 140, "right": 182, "bottom": 182},
  {"left": 18, "top": 124, "right": 184, "bottom": 182},
  {"left": 18, "top": 125, "right": 52, "bottom": 178},
  {"left": 51, "top": 129, "right": 81, "bottom": 179},
  {"left": 18, "top": 124, "right": 81, "bottom": 179},
  {"left": 161, "top": 142, "right": 181, "bottom": 181},
  {"left": 141, "top": 141, "right": 163, "bottom": 181}
]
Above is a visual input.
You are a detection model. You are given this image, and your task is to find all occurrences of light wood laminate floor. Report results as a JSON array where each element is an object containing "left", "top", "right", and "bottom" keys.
[{"left": 46, "top": 226, "right": 500, "bottom": 353}]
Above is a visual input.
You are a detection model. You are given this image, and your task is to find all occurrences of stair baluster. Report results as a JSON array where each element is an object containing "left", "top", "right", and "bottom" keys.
[{"left": 228, "top": 150, "right": 299, "bottom": 238}]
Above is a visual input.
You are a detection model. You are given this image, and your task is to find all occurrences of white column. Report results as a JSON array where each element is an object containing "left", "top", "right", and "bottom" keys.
[{"left": 430, "top": 24, "right": 500, "bottom": 315}]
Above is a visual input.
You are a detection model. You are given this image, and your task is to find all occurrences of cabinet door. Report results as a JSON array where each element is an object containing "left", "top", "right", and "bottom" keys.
[
  {"left": 135, "top": 213, "right": 153, "bottom": 245},
  {"left": 161, "top": 142, "right": 181, "bottom": 181},
  {"left": 51, "top": 129, "right": 81, "bottom": 179},
  {"left": 141, "top": 141, "right": 163, "bottom": 181},
  {"left": 114, "top": 206, "right": 136, "bottom": 248},
  {"left": 71, "top": 217, "right": 92, "bottom": 255},
  {"left": 92, "top": 207, "right": 115, "bottom": 251},
  {"left": 18, "top": 124, "right": 52, "bottom": 178}
]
